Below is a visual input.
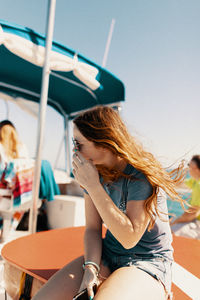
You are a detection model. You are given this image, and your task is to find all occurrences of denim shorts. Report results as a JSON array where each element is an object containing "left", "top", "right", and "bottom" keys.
[{"left": 102, "top": 245, "right": 173, "bottom": 299}]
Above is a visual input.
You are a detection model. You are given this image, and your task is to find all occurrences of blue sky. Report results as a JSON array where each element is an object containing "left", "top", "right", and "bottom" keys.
[{"left": 0, "top": 0, "right": 200, "bottom": 169}]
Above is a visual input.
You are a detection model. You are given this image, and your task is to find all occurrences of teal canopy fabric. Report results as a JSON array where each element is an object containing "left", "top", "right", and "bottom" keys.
[{"left": 0, "top": 20, "right": 125, "bottom": 118}]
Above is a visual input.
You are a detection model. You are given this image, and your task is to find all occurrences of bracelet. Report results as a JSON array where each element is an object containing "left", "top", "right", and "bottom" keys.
[
  {"left": 83, "top": 264, "right": 98, "bottom": 276},
  {"left": 82, "top": 261, "right": 100, "bottom": 274}
]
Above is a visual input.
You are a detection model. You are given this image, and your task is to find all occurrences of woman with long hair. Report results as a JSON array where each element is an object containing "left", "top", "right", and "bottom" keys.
[
  {"left": 0, "top": 120, "right": 29, "bottom": 162},
  {"left": 33, "top": 106, "right": 185, "bottom": 300}
]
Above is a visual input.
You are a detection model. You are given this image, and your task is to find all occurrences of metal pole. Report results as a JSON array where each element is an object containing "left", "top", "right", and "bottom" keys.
[
  {"left": 64, "top": 116, "right": 71, "bottom": 176},
  {"left": 3, "top": 99, "right": 9, "bottom": 119},
  {"left": 29, "top": 0, "right": 57, "bottom": 234},
  {"left": 54, "top": 134, "right": 64, "bottom": 169},
  {"left": 102, "top": 19, "right": 116, "bottom": 68}
]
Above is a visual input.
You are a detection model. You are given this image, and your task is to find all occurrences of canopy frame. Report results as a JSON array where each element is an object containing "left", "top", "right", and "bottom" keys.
[{"left": 29, "top": 0, "right": 57, "bottom": 234}]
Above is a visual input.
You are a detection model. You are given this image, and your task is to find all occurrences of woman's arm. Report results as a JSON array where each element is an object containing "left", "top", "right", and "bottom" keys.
[
  {"left": 87, "top": 184, "right": 150, "bottom": 249},
  {"left": 73, "top": 152, "right": 150, "bottom": 250},
  {"left": 78, "top": 193, "right": 103, "bottom": 296},
  {"left": 84, "top": 192, "right": 103, "bottom": 265},
  {"left": 171, "top": 206, "right": 200, "bottom": 225}
]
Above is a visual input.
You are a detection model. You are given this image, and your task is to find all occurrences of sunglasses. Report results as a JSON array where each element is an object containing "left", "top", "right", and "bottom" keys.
[{"left": 72, "top": 137, "right": 81, "bottom": 151}]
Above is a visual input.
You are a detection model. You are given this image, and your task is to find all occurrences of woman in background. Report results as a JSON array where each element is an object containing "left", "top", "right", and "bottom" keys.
[
  {"left": 0, "top": 120, "right": 29, "bottom": 163},
  {"left": 33, "top": 106, "right": 186, "bottom": 300},
  {"left": 171, "top": 155, "right": 200, "bottom": 239}
]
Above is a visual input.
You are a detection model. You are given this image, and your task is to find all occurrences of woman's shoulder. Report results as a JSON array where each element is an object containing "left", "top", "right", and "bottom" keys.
[
  {"left": 18, "top": 142, "right": 29, "bottom": 158},
  {"left": 124, "top": 163, "right": 148, "bottom": 180},
  {"left": 0, "top": 143, "right": 4, "bottom": 151},
  {"left": 124, "top": 164, "right": 153, "bottom": 201},
  {"left": 0, "top": 143, "right": 8, "bottom": 163}
]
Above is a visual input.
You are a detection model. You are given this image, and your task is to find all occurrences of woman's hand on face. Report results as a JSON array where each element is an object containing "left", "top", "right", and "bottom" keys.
[{"left": 72, "top": 152, "right": 100, "bottom": 190}]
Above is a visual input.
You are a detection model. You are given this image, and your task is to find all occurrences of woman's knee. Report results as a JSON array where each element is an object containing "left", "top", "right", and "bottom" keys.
[
  {"left": 32, "top": 256, "right": 84, "bottom": 300},
  {"left": 94, "top": 266, "right": 166, "bottom": 300}
]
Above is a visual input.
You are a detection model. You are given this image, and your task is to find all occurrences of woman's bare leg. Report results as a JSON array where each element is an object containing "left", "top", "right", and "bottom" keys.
[
  {"left": 32, "top": 256, "right": 84, "bottom": 300},
  {"left": 95, "top": 266, "right": 167, "bottom": 300},
  {"left": 32, "top": 257, "right": 111, "bottom": 300}
]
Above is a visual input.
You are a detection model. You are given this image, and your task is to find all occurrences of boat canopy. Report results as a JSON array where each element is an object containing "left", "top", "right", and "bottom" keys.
[{"left": 0, "top": 19, "right": 125, "bottom": 118}]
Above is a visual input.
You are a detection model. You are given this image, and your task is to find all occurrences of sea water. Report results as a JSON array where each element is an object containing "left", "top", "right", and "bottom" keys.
[
  {"left": 167, "top": 170, "right": 191, "bottom": 218},
  {"left": 167, "top": 192, "right": 191, "bottom": 218}
]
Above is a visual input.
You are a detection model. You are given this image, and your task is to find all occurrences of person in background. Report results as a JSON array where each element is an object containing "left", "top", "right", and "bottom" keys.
[
  {"left": 33, "top": 106, "right": 186, "bottom": 300},
  {"left": 0, "top": 120, "right": 29, "bottom": 163},
  {"left": 171, "top": 155, "right": 200, "bottom": 226},
  {"left": 0, "top": 120, "right": 30, "bottom": 228}
]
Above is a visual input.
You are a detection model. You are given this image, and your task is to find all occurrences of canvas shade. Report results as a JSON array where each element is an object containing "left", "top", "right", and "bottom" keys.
[{"left": 0, "top": 19, "right": 125, "bottom": 118}]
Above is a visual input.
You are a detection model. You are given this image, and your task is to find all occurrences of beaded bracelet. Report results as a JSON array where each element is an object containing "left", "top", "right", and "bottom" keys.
[{"left": 82, "top": 261, "right": 100, "bottom": 274}]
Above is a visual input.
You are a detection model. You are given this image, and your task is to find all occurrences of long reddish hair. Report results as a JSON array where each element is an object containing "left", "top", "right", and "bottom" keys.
[{"left": 73, "top": 106, "right": 186, "bottom": 230}]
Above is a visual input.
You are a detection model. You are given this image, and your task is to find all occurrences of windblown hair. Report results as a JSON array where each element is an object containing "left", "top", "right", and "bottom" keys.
[
  {"left": 0, "top": 121, "right": 20, "bottom": 160},
  {"left": 73, "top": 106, "right": 187, "bottom": 230}
]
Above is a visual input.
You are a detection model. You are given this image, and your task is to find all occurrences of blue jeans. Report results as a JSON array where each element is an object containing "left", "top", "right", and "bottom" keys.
[{"left": 102, "top": 244, "right": 173, "bottom": 299}]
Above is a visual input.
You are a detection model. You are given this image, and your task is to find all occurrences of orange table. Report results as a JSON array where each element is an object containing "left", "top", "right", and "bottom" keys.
[
  {"left": 2, "top": 227, "right": 86, "bottom": 283},
  {"left": 2, "top": 227, "right": 200, "bottom": 299}
]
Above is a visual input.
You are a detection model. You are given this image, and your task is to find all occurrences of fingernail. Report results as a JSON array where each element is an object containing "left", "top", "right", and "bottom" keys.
[{"left": 89, "top": 297, "right": 93, "bottom": 300}]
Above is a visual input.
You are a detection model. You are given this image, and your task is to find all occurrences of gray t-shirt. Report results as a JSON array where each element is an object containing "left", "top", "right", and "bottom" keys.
[{"left": 97, "top": 164, "right": 173, "bottom": 261}]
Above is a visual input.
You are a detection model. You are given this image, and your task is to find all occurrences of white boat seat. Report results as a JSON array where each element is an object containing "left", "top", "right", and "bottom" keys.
[{"left": 0, "top": 187, "right": 42, "bottom": 242}]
